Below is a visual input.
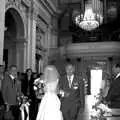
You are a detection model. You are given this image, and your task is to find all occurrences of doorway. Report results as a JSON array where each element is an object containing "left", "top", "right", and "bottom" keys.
[
  {"left": 90, "top": 69, "right": 103, "bottom": 95},
  {"left": 85, "top": 68, "right": 103, "bottom": 119}
]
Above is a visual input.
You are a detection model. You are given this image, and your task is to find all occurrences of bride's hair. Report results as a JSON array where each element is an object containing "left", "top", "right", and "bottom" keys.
[{"left": 43, "top": 65, "right": 59, "bottom": 92}]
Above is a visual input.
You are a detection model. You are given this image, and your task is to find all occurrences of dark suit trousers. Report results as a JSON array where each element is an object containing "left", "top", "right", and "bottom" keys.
[
  {"left": 4, "top": 105, "right": 20, "bottom": 120},
  {"left": 61, "top": 100, "right": 80, "bottom": 120},
  {"left": 11, "top": 105, "right": 20, "bottom": 120}
]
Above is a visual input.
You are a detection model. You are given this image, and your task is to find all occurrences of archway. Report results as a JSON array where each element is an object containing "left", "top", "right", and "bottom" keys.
[{"left": 4, "top": 8, "right": 25, "bottom": 71}]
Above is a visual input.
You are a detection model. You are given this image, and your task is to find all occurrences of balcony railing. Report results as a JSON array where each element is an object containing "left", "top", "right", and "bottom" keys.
[{"left": 49, "top": 42, "right": 120, "bottom": 58}]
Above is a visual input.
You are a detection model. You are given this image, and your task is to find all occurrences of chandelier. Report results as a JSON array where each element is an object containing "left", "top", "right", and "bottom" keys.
[{"left": 75, "top": 0, "right": 103, "bottom": 31}]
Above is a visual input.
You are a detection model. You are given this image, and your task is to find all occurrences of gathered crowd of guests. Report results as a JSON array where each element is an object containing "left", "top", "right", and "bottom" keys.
[
  {"left": 0, "top": 63, "right": 85, "bottom": 120},
  {"left": 0, "top": 62, "right": 120, "bottom": 120},
  {"left": 0, "top": 65, "right": 43, "bottom": 120}
]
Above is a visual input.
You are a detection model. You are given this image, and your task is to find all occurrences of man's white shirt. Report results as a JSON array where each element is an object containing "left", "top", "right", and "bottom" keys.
[
  {"left": 60, "top": 75, "right": 74, "bottom": 97},
  {"left": 9, "top": 74, "right": 15, "bottom": 80},
  {"left": 67, "top": 75, "right": 74, "bottom": 86},
  {"left": 115, "top": 73, "right": 120, "bottom": 79}
]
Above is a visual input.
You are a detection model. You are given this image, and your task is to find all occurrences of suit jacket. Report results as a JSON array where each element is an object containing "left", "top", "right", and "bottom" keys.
[
  {"left": 59, "top": 74, "right": 85, "bottom": 107},
  {"left": 2, "top": 72, "right": 21, "bottom": 105},
  {"left": 105, "top": 75, "right": 120, "bottom": 108},
  {"left": 0, "top": 90, "right": 4, "bottom": 106}
]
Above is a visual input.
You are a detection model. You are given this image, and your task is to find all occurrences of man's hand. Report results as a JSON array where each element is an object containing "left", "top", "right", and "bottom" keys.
[
  {"left": 59, "top": 90, "right": 65, "bottom": 97},
  {"left": 64, "top": 92, "right": 70, "bottom": 97},
  {"left": 59, "top": 90, "right": 70, "bottom": 97},
  {"left": 6, "top": 104, "right": 10, "bottom": 112}
]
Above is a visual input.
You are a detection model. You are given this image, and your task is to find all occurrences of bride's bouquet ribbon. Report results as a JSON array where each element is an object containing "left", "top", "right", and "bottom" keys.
[{"left": 20, "top": 102, "right": 30, "bottom": 120}]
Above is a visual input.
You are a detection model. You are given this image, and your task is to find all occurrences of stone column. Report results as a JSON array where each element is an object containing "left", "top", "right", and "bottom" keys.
[
  {"left": 16, "top": 39, "right": 27, "bottom": 72},
  {"left": 26, "top": 8, "right": 32, "bottom": 69},
  {"left": 27, "top": 7, "right": 37, "bottom": 72},
  {"left": 0, "top": 0, "right": 5, "bottom": 65},
  {"left": 44, "top": 25, "right": 52, "bottom": 67},
  {"left": 51, "top": 29, "right": 58, "bottom": 48},
  {"left": 30, "top": 8, "right": 37, "bottom": 72},
  {"left": 45, "top": 25, "right": 52, "bottom": 50}
]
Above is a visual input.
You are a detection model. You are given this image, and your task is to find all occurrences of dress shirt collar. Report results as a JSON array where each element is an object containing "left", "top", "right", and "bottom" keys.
[
  {"left": 115, "top": 73, "right": 120, "bottom": 79},
  {"left": 9, "top": 74, "right": 15, "bottom": 80},
  {"left": 67, "top": 74, "right": 74, "bottom": 83}
]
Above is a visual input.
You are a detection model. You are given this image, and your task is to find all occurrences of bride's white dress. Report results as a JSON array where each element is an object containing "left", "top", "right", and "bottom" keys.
[{"left": 36, "top": 92, "right": 63, "bottom": 120}]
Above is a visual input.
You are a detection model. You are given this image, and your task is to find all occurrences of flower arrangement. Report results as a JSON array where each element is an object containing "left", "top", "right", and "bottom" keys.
[{"left": 90, "top": 91, "right": 112, "bottom": 120}]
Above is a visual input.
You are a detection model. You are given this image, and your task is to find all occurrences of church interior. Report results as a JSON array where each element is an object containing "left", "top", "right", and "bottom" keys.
[{"left": 1, "top": 0, "right": 120, "bottom": 120}]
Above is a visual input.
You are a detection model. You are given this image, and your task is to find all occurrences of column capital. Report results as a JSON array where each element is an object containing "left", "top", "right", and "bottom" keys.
[
  {"left": 32, "top": 7, "right": 38, "bottom": 21},
  {"left": 28, "top": 4, "right": 38, "bottom": 21}
]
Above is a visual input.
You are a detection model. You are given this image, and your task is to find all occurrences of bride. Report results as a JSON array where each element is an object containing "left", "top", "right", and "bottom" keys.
[{"left": 36, "top": 65, "right": 63, "bottom": 120}]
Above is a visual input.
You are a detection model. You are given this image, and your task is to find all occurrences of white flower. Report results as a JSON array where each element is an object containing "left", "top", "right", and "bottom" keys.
[
  {"left": 34, "top": 78, "right": 40, "bottom": 84},
  {"left": 97, "top": 103, "right": 112, "bottom": 113},
  {"left": 33, "top": 86, "right": 37, "bottom": 91}
]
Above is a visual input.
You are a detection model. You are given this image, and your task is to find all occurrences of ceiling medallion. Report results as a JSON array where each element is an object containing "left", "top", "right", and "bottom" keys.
[{"left": 75, "top": 0, "right": 103, "bottom": 31}]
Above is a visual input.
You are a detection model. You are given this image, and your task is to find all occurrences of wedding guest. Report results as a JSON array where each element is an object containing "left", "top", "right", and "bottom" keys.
[
  {"left": 59, "top": 63, "right": 84, "bottom": 120},
  {"left": 105, "top": 63, "right": 120, "bottom": 108},
  {"left": 101, "top": 72, "right": 111, "bottom": 98},
  {"left": 21, "top": 68, "right": 36, "bottom": 120},
  {"left": 36, "top": 65, "right": 63, "bottom": 120},
  {"left": 2, "top": 65, "right": 21, "bottom": 120},
  {"left": 0, "top": 65, "right": 5, "bottom": 119},
  {"left": 22, "top": 68, "right": 33, "bottom": 96},
  {"left": 33, "top": 72, "right": 38, "bottom": 80}
]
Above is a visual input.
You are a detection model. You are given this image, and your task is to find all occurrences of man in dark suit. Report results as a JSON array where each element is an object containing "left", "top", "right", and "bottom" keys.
[
  {"left": 0, "top": 65, "right": 5, "bottom": 119},
  {"left": 105, "top": 63, "right": 120, "bottom": 108},
  {"left": 2, "top": 65, "right": 21, "bottom": 120},
  {"left": 59, "top": 63, "right": 84, "bottom": 120}
]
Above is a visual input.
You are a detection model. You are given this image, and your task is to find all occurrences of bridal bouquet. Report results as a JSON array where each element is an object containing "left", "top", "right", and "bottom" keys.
[{"left": 33, "top": 78, "right": 45, "bottom": 99}]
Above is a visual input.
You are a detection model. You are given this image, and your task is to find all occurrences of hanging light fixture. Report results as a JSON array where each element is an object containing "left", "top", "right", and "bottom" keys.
[{"left": 75, "top": 0, "right": 103, "bottom": 31}]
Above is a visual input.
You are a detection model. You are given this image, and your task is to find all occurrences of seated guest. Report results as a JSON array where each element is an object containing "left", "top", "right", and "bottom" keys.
[
  {"left": 36, "top": 65, "right": 63, "bottom": 120},
  {"left": 105, "top": 63, "right": 120, "bottom": 108}
]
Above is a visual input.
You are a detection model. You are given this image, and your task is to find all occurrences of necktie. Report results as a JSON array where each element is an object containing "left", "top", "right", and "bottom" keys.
[
  {"left": 12, "top": 78, "right": 16, "bottom": 88},
  {"left": 68, "top": 76, "right": 71, "bottom": 88}
]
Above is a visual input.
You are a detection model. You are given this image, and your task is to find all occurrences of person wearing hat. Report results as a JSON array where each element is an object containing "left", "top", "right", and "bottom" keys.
[{"left": 36, "top": 65, "right": 63, "bottom": 120}]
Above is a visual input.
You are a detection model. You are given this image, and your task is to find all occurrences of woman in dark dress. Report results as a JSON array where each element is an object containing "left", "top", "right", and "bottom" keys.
[{"left": 22, "top": 68, "right": 36, "bottom": 120}]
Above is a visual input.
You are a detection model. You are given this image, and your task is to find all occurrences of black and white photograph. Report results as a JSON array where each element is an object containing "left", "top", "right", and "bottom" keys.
[{"left": 0, "top": 0, "right": 120, "bottom": 120}]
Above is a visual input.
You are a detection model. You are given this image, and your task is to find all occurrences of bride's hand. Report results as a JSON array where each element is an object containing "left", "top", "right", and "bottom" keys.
[
  {"left": 59, "top": 90, "right": 65, "bottom": 97},
  {"left": 59, "top": 90, "right": 70, "bottom": 97}
]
